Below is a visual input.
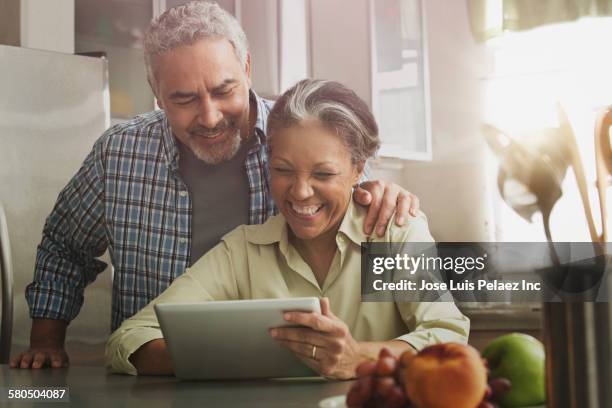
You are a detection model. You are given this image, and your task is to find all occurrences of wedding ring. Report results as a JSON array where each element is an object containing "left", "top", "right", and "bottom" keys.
[{"left": 311, "top": 345, "right": 317, "bottom": 360}]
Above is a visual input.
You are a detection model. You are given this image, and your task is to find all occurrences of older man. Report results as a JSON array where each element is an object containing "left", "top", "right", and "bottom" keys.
[{"left": 11, "top": 1, "right": 419, "bottom": 369}]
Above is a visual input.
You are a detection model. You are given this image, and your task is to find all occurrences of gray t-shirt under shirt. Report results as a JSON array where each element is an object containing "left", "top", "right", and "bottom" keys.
[{"left": 177, "top": 137, "right": 253, "bottom": 265}]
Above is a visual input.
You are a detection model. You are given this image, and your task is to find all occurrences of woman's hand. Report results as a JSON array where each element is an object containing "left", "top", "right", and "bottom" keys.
[
  {"left": 352, "top": 181, "right": 419, "bottom": 237},
  {"left": 129, "top": 339, "right": 174, "bottom": 376},
  {"left": 270, "top": 298, "right": 367, "bottom": 380}
]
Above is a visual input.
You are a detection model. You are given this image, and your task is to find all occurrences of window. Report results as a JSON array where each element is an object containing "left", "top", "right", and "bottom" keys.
[
  {"left": 483, "top": 17, "right": 612, "bottom": 242},
  {"left": 370, "top": 0, "right": 432, "bottom": 161}
]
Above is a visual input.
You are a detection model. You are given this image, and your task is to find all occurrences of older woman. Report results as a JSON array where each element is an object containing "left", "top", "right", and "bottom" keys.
[{"left": 105, "top": 79, "right": 469, "bottom": 379}]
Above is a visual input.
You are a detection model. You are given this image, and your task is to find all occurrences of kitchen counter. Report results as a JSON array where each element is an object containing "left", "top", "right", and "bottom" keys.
[
  {"left": 0, "top": 365, "right": 352, "bottom": 407},
  {"left": 462, "top": 306, "right": 543, "bottom": 351}
]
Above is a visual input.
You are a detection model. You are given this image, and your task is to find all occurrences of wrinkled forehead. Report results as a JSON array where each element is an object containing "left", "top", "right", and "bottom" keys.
[
  {"left": 152, "top": 37, "right": 243, "bottom": 68},
  {"left": 268, "top": 117, "right": 345, "bottom": 145},
  {"left": 151, "top": 37, "right": 247, "bottom": 87},
  {"left": 268, "top": 119, "right": 366, "bottom": 169},
  {"left": 268, "top": 119, "right": 351, "bottom": 154}
]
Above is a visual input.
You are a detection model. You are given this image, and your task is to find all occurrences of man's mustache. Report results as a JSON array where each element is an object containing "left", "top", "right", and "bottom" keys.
[{"left": 188, "top": 119, "right": 236, "bottom": 137}]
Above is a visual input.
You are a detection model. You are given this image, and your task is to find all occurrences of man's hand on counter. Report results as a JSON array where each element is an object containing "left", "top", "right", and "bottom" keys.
[{"left": 9, "top": 319, "right": 69, "bottom": 369}]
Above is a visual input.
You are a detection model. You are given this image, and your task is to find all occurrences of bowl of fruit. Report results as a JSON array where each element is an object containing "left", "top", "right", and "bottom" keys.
[{"left": 322, "top": 333, "right": 546, "bottom": 408}]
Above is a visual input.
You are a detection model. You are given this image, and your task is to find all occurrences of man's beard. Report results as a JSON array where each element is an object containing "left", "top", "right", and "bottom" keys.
[{"left": 186, "top": 120, "right": 242, "bottom": 165}]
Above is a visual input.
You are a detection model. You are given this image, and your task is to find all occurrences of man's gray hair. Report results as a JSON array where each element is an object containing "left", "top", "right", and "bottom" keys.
[
  {"left": 267, "top": 79, "right": 380, "bottom": 165},
  {"left": 144, "top": 0, "right": 248, "bottom": 90}
]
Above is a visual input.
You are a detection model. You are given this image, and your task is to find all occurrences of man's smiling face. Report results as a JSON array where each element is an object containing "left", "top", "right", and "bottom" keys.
[{"left": 153, "top": 38, "right": 252, "bottom": 164}]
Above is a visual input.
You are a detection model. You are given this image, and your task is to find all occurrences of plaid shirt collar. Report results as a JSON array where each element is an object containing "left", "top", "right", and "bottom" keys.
[{"left": 160, "top": 90, "right": 269, "bottom": 173}]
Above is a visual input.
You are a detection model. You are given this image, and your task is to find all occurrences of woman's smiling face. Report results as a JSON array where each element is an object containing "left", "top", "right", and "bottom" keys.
[{"left": 269, "top": 119, "right": 362, "bottom": 243}]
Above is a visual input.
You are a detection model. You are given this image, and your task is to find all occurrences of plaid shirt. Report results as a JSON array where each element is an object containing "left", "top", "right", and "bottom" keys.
[{"left": 26, "top": 93, "right": 276, "bottom": 331}]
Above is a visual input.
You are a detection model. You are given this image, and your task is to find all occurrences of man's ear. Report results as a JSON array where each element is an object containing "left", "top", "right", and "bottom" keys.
[
  {"left": 147, "top": 77, "right": 164, "bottom": 110},
  {"left": 245, "top": 53, "right": 252, "bottom": 87},
  {"left": 154, "top": 97, "right": 164, "bottom": 111}
]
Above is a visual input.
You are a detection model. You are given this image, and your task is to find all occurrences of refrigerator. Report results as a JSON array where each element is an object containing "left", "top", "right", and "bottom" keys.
[{"left": 0, "top": 45, "right": 111, "bottom": 359}]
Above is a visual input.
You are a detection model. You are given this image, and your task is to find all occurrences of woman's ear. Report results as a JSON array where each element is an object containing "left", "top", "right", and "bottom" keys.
[{"left": 352, "top": 161, "right": 365, "bottom": 184}]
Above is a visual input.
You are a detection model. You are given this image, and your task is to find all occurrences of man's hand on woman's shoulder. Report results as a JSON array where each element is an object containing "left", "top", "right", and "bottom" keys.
[{"left": 353, "top": 181, "right": 420, "bottom": 237}]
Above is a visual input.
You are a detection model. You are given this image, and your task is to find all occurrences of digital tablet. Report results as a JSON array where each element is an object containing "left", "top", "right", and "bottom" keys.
[{"left": 154, "top": 297, "right": 322, "bottom": 380}]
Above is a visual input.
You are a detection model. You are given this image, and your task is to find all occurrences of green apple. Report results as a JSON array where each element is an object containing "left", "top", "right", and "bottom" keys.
[{"left": 482, "top": 333, "right": 546, "bottom": 407}]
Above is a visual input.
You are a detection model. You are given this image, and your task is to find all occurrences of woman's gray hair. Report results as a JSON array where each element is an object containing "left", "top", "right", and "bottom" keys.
[
  {"left": 267, "top": 79, "right": 380, "bottom": 165},
  {"left": 144, "top": 1, "right": 248, "bottom": 90}
]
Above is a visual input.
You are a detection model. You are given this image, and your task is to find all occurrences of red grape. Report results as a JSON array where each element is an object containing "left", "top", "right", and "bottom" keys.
[
  {"left": 357, "top": 376, "right": 375, "bottom": 400},
  {"left": 347, "top": 349, "right": 413, "bottom": 407},
  {"left": 356, "top": 360, "right": 377, "bottom": 377},
  {"left": 385, "top": 385, "right": 407, "bottom": 408},
  {"left": 375, "top": 376, "right": 396, "bottom": 397},
  {"left": 483, "top": 384, "right": 493, "bottom": 400},
  {"left": 379, "top": 347, "right": 394, "bottom": 359},
  {"left": 376, "top": 357, "right": 397, "bottom": 376},
  {"left": 346, "top": 385, "right": 367, "bottom": 407},
  {"left": 489, "top": 377, "right": 512, "bottom": 401}
]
